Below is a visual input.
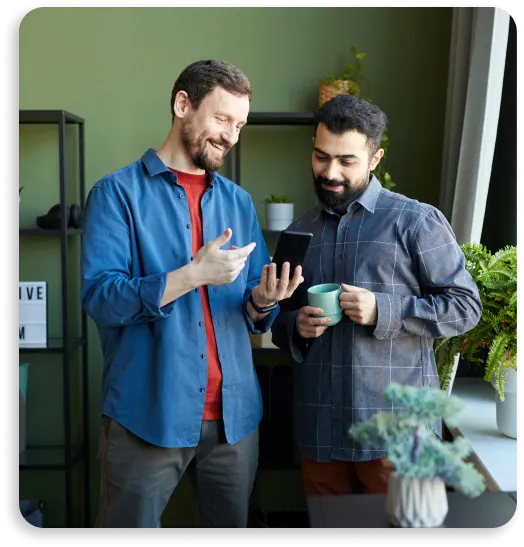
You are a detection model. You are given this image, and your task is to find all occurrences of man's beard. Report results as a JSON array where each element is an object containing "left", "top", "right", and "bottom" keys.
[
  {"left": 181, "top": 122, "right": 230, "bottom": 172},
  {"left": 313, "top": 171, "right": 371, "bottom": 210}
]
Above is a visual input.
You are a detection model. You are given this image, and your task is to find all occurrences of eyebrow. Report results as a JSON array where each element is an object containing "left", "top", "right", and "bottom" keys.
[{"left": 313, "top": 146, "right": 361, "bottom": 160}]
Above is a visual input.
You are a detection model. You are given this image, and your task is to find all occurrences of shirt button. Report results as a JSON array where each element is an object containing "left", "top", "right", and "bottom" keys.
[
  {"left": 215, "top": 321, "right": 219, "bottom": 327},
  {"left": 199, "top": 321, "right": 204, "bottom": 327},
  {"left": 334, "top": 372, "right": 340, "bottom": 379},
  {"left": 195, "top": 288, "right": 199, "bottom": 293},
  {"left": 186, "top": 223, "right": 191, "bottom": 229},
  {"left": 199, "top": 387, "right": 205, "bottom": 393},
  {"left": 337, "top": 253, "right": 343, "bottom": 260},
  {"left": 204, "top": 224, "right": 209, "bottom": 230},
  {"left": 213, "top": 288, "right": 217, "bottom": 293},
  {"left": 179, "top": 194, "right": 184, "bottom": 199},
  {"left": 332, "top": 406, "right": 339, "bottom": 412},
  {"left": 334, "top": 343, "right": 339, "bottom": 348},
  {"left": 201, "top": 353, "right": 206, "bottom": 359}
]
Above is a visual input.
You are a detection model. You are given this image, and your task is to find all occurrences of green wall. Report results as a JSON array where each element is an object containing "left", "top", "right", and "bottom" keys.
[{"left": 19, "top": 7, "right": 452, "bottom": 526}]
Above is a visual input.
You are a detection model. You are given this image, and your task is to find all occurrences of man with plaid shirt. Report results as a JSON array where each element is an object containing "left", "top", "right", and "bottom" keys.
[{"left": 271, "top": 95, "right": 482, "bottom": 496}]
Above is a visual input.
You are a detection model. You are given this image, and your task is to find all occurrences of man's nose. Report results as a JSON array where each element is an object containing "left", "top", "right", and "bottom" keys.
[
  {"left": 221, "top": 125, "right": 237, "bottom": 147},
  {"left": 324, "top": 161, "right": 341, "bottom": 181}
]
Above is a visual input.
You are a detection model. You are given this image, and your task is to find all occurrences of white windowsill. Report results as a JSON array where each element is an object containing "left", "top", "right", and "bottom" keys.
[{"left": 446, "top": 377, "right": 517, "bottom": 492}]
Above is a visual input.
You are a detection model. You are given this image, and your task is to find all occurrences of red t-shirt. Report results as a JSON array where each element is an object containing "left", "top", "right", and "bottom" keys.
[{"left": 169, "top": 168, "right": 222, "bottom": 420}]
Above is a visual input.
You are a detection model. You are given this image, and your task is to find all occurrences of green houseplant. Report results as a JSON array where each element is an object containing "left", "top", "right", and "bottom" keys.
[
  {"left": 435, "top": 243, "right": 516, "bottom": 438},
  {"left": 265, "top": 194, "right": 290, "bottom": 204},
  {"left": 349, "top": 383, "right": 485, "bottom": 527},
  {"left": 265, "top": 194, "right": 294, "bottom": 231},
  {"left": 319, "top": 45, "right": 369, "bottom": 105},
  {"left": 435, "top": 243, "right": 517, "bottom": 400}
]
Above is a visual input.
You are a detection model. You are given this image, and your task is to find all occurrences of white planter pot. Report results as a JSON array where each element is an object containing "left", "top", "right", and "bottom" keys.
[
  {"left": 386, "top": 472, "right": 448, "bottom": 528},
  {"left": 491, "top": 368, "right": 517, "bottom": 439},
  {"left": 266, "top": 203, "right": 294, "bottom": 231}
]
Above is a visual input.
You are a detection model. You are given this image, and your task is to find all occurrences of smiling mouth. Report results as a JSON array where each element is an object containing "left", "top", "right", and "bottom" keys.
[
  {"left": 321, "top": 183, "right": 344, "bottom": 192},
  {"left": 209, "top": 141, "right": 226, "bottom": 153}
]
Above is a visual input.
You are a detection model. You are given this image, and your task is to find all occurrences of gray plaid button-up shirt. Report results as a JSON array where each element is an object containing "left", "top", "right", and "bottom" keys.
[{"left": 271, "top": 176, "right": 482, "bottom": 463}]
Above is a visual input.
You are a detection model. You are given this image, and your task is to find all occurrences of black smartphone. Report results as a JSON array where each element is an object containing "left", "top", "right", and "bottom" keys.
[{"left": 271, "top": 230, "right": 313, "bottom": 279}]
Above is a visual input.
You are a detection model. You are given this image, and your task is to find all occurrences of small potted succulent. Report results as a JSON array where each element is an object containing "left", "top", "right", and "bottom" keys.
[
  {"left": 265, "top": 194, "right": 294, "bottom": 232},
  {"left": 349, "top": 383, "right": 485, "bottom": 528},
  {"left": 435, "top": 243, "right": 517, "bottom": 438}
]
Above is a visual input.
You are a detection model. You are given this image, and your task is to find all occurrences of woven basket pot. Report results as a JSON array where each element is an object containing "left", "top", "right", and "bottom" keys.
[{"left": 318, "top": 80, "right": 360, "bottom": 106}]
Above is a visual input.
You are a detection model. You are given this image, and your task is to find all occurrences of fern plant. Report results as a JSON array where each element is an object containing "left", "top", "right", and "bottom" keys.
[
  {"left": 349, "top": 383, "right": 485, "bottom": 497},
  {"left": 435, "top": 243, "right": 517, "bottom": 400}
]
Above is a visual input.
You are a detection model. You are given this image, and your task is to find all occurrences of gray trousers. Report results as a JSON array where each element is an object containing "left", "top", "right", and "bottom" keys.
[{"left": 95, "top": 416, "right": 259, "bottom": 528}]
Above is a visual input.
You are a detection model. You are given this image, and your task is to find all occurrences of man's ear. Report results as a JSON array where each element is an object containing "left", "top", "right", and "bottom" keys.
[
  {"left": 173, "top": 90, "right": 192, "bottom": 120},
  {"left": 370, "top": 148, "right": 385, "bottom": 171}
]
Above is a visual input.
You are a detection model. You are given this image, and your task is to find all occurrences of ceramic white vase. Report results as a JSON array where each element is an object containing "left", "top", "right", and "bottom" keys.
[
  {"left": 266, "top": 203, "right": 294, "bottom": 231},
  {"left": 386, "top": 472, "right": 448, "bottom": 528},
  {"left": 491, "top": 367, "right": 517, "bottom": 439}
]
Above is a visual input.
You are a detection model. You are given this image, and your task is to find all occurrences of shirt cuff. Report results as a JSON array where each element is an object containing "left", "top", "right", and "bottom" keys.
[
  {"left": 372, "top": 292, "right": 402, "bottom": 340},
  {"left": 139, "top": 272, "right": 176, "bottom": 319},
  {"left": 244, "top": 298, "right": 280, "bottom": 334}
]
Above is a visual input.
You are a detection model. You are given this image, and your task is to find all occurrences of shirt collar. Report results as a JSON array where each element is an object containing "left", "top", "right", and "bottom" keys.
[
  {"left": 355, "top": 174, "right": 382, "bottom": 214},
  {"left": 141, "top": 148, "right": 219, "bottom": 185}
]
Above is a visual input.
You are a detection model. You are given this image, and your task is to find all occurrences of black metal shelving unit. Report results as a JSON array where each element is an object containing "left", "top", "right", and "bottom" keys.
[
  {"left": 19, "top": 110, "right": 90, "bottom": 527},
  {"left": 225, "top": 111, "right": 316, "bottom": 186}
]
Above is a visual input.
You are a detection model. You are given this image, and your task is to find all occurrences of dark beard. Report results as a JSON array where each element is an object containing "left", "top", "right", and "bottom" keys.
[
  {"left": 313, "top": 172, "right": 371, "bottom": 211},
  {"left": 181, "top": 123, "right": 230, "bottom": 172}
]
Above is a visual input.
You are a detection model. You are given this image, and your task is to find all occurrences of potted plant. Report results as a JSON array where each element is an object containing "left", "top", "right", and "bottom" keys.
[
  {"left": 319, "top": 45, "right": 369, "bottom": 106},
  {"left": 435, "top": 243, "right": 517, "bottom": 437},
  {"left": 349, "top": 383, "right": 485, "bottom": 528},
  {"left": 265, "top": 194, "right": 294, "bottom": 232}
]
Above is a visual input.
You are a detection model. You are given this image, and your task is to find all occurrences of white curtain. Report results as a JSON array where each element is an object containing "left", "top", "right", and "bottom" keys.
[{"left": 439, "top": 7, "right": 510, "bottom": 244}]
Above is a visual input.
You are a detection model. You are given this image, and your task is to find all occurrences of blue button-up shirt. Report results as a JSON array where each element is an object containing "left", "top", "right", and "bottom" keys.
[
  {"left": 81, "top": 149, "right": 278, "bottom": 448},
  {"left": 271, "top": 176, "right": 482, "bottom": 462}
]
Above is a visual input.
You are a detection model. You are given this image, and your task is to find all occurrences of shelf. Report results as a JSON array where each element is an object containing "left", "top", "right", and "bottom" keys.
[
  {"left": 19, "top": 228, "right": 82, "bottom": 237},
  {"left": 19, "top": 444, "right": 85, "bottom": 471},
  {"left": 247, "top": 112, "right": 316, "bottom": 125},
  {"left": 19, "top": 110, "right": 84, "bottom": 125},
  {"left": 19, "top": 337, "right": 86, "bottom": 354}
]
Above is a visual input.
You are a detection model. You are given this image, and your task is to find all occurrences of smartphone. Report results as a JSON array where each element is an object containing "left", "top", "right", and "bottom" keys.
[{"left": 271, "top": 230, "right": 313, "bottom": 279}]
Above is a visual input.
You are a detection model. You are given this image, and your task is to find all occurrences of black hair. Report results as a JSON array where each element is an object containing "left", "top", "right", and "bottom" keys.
[{"left": 314, "top": 94, "right": 388, "bottom": 154}]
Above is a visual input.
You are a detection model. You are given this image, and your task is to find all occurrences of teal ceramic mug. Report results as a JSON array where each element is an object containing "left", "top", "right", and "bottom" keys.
[{"left": 307, "top": 283, "right": 343, "bottom": 326}]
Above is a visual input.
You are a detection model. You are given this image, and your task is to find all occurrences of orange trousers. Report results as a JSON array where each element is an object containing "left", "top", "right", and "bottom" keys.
[{"left": 301, "top": 454, "right": 394, "bottom": 496}]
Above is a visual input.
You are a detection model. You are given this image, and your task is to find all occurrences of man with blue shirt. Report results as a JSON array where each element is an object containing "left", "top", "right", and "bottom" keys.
[{"left": 81, "top": 60, "right": 303, "bottom": 528}]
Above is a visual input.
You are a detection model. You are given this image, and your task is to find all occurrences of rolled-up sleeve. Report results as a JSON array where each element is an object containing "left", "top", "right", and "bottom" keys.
[
  {"left": 373, "top": 208, "right": 482, "bottom": 340},
  {"left": 242, "top": 204, "right": 279, "bottom": 334},
  {"left": 81, "top": 185, "right": 175, "bottom": 327}
]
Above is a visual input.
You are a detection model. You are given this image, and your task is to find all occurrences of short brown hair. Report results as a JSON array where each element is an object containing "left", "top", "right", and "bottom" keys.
[{"left": 170, "top": 60, "right": 252, "bottom": 122}]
